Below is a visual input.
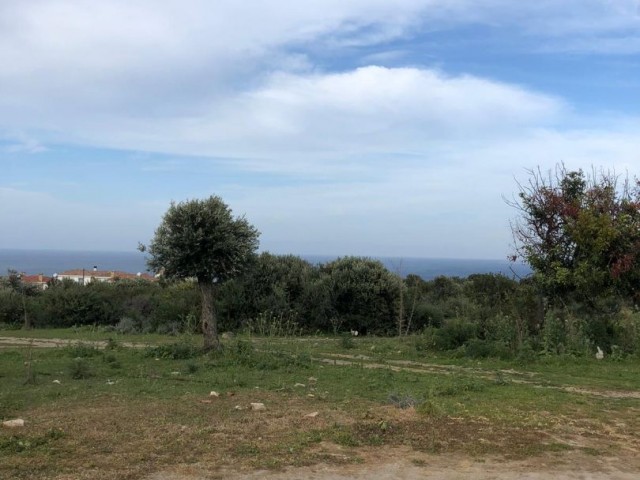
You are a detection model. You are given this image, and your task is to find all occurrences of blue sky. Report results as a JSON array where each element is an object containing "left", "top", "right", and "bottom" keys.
[{"left": 1, "top": 1, "right": 639, "bottom": 259}]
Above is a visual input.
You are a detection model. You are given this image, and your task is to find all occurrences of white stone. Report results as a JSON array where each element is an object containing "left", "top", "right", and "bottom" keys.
[
  {"left": 294, "top": 383, "right": 306, "bottom": 388},
  {"left": 2, "top": 419, "right": 25, "bottom": 428},
  {"left": 304, "top": 411, "right": 319, "bottom": 418},
  {"left": 250, "top": 402, "right": 266, "bottom": 411},
  {"left": 234, "top": 405, "right": 243, "bottom": 410},
  {"left": 209, "top": 391, "right": 220, "bottom": 397},
  {"left": 596, "top": 347, "right": 604, "bottom": 360},
  {"left": 52, "top": 379, "right": 61, "bottom": 384},
  {"left": 308, "top": 377, "right": 318, "bottom": 384}
]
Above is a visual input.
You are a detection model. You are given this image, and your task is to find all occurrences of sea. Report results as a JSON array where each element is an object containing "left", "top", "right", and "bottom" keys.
[{"left": 0, "top": 249, "right": 531, "bottom": 281}]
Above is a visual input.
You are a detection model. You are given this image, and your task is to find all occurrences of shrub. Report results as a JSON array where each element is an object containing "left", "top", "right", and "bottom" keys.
[
  {"left": 69, "top": 358, "right": 92, "bottom": 379},
  {"left": 434, "top": 318, "right": 478, "bottom": 350}
]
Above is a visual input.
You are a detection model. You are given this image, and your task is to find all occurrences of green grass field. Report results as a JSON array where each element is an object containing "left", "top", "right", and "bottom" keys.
[{"left": 1, "top": 330, "right": 639, "bottom": 479}]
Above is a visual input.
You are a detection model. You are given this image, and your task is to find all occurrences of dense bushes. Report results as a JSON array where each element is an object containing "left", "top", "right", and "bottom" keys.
[{"left": 2, "top": 253, "right": 640, "bottom": 358}]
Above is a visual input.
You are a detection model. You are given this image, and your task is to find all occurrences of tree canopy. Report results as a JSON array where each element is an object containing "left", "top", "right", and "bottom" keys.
[{"left": 510, "top": 165, "right": 640, "bottom": 303}]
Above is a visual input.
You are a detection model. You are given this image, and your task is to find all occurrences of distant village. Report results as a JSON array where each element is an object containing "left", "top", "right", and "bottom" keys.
[{"left": 11, "top": 267, "right": 157, "bottom": 290}]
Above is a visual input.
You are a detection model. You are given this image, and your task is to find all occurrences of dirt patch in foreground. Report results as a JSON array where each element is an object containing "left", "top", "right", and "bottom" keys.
[{"left": 148, "top": 446, "right": 640, "bottom": 480}]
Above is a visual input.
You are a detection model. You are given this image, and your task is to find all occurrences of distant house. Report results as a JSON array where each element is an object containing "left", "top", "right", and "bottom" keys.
[
  {"left": 21, "top": 273, "right": 52, "bottom": 290},
  {"left": 57, "top": 268, "right": 156, "bottom": 285}
]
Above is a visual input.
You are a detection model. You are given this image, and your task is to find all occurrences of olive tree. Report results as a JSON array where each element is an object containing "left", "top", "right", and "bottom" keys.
[{"left": 143, "top": 196, "right": 259, "bottom": 351}]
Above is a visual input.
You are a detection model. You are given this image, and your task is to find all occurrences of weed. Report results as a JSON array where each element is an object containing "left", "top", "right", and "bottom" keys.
[
  {"left": 0, "top": 428, "right": 66, "bottom": 454},
  {"left": 387, "top": 393, "right": 420, "bottom": 409},
  {"left": 144, "top": 341, "right": 202, "bottom": 360},
  {"left": 102, "top": 353, "right": 122, "bottom": 369},
  {"left": 494, "top": 371, "right": 510, "bottom": 385},
  {"left": 186, "top": 362, "right": 199, "bottom": 374},
  {"left": 416, "top": 399, "right": 443, "bottom": 417},
  {"left": 65, "top": 343, "right": 101, "bottom": 358},
  {"left": 69, "top": 358, "right": 92, "bottom": 379},
  {"left": 340, "top": 333, "right": 355, "bottom": 350}
]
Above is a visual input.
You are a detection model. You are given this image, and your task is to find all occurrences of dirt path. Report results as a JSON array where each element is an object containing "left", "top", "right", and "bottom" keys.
[
  {"left": 3, "top": 336, "right": 640, "bottom": 399},
  {"left": 313, "top": 353, "right": 640, "bottom": 400},
  {"left": 0, "top": 336, "right": 148, "bottom": 349},
  {"left": 148, "top": 448, "right": 640, "bottom": 479}
]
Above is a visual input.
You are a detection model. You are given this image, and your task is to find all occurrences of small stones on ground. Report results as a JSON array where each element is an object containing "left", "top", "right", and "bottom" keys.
[
  {"left": 2, "top": 419, "right": 25, "bottom": 428},
  {"left": 106, "top": 380, "right": 116, "bottom": 385},
  {"left": 307, "top": 394, "right": 315, "bottom": 398},
  {"left": 234, "top": 405, "right": 243, "bottom": 411},
  {"left": 294, "top": 383, "right": 306, "bottom": 388},
  {"left": 308, "top": 377, "right": 317, "bottom": 384},
  {"left": 52, "top": 379, "right": 61, "bottom": 384},
  {"left": 250, "top": 402, "right": 266, "bottom": 411},
  {"left": 171, "top": 371, "right": 181, "bottom": 375},
  {"left": 209, "top": 391, "right": 220, "bottom": 397},
  {"left": 596, "top": 346, "right": 604, "bottom": 360},
  {"left": 304, "top": 411, "right": 319, "bottom": 418}
]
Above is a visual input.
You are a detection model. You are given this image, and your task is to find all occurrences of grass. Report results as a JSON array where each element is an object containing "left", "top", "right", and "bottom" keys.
[{"left": 1, "top": 329, "right": 639, "bottom": 479}]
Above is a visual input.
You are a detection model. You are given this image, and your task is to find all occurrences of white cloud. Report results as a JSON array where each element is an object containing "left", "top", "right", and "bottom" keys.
[{"left": 1, "top": 1, "right": 639, "bottom": 257}]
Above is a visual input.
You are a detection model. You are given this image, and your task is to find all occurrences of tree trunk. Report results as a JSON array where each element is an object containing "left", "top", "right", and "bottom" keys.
[
  {"left": 198, "top": 280, "right": 220, "bottom": 352},
  {"left": 22, "top": 291, "right": 31, "bottom": 330}
]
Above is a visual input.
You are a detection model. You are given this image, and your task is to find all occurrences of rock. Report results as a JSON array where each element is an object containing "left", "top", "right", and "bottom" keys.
[
  {"left": 52, "top": 379, "right": 61, "bottom": 384},
  {"left": 209, "top": 391, "right": 220, "bottom": 397},
  {"left": 308, "top": 377, "right": 317, "bottom": 384},
  {"left": 596, "top": 346, "right": 604, "bottom": 360},
  {"left": 304, "top": 411, "right": 319, "bottom": 418},
  {"left": 106, "top": 380, "right": 116, "bottom": 385},
  {"left": 294, "top": 383, "right": 306, "bottom": 388},
  {"left": 2, "top": 419, "right": 25, "bottom": 428},
  {"left": 171, "top": 371, "right": 181, "bottom": 375},
  {"left": 250, "top": 402, "right": 266, "bottom": 411},
  {"left": 234, "top": 405, "right": 243, "bottom": 411},
  {"left": 307, "top": 394, "right": 315, "bottom": 398},
  {"left": 350, "top": 330, "right": 359, "bottom": 336}
]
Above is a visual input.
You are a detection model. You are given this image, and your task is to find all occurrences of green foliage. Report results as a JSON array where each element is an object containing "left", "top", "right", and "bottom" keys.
[
  {"left": 209, "top": 339, "right": 312, "bottom": 371},
  {"left": 144, "top": 341, "right": 202, "bottom": 360},
  {"left": 244, "top": 310, "right": 302, "bottom": 337},
  {"left": 339, "top": 332, "right": 355, "bottom": 349},
  {"left": 144, "top": 195, "right": 260, "bottom": 283},
  {"left": 511, "top": 165, "right": 640, "bottom": 301},
  {"left": 316, "top": 256, "right": 400, "bottom": 334},
  {"left": 68, "top": 358, "right": 92, "bottom": 379},
  {"left": 434, "top": 318, "right": 478, "bottom": 350}
]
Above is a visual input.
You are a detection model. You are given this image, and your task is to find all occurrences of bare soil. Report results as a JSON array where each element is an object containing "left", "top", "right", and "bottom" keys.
[{"left": 148, "top": 447, "right": 640, "bottom": 480}]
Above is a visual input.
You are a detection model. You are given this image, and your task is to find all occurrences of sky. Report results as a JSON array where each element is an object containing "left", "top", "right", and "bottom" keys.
[{"left": 1, "top": 1, "right": 639, "bottom": 259}]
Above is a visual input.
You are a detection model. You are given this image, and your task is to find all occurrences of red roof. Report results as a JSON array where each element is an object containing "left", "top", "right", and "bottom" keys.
[{"left": 21, "top": 274, "right": 52, "bottom": 284}]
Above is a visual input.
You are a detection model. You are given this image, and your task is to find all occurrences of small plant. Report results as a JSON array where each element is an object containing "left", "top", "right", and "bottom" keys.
[
  {"left": 416, "top": 399, "right": 442, "bottom": 417},
  {"left": 494, "top": 371, "right": 509, "bottom": 385},
  {"left": 387, "top": 393, "right": 419, "bottom": 409},
  {"left": 69, "top": 358, "right": 92, "bottom": 379},
  {"left": 105, "top": 337, "right": 119, "bottom": 350},
  {"left": 186, "top": 362, "right": 199, "bottom": 374},
  {"left": 339, "top": 333, "right": 355, "bottom": 350},
  {"left": 144, "top": 341, "right": 202, "bottom": 360},
  {"left": 65, "top": 343, "right": 101, "bottom": 358},
  {"left": 103, "top": 353, "right": 122, "bottom": 369}
]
